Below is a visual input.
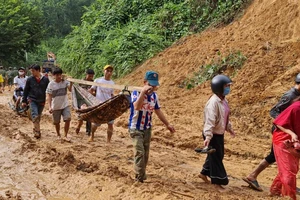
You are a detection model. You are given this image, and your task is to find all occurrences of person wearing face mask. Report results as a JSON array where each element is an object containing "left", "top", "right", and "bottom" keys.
[
  {"left": 128, "top": 71, "right": 175, "bottom": 183},
  {"left": 198, "top": 74, "right": 236, "bottom": 192},
  {"left": 13, "top": 67, "right": 28, "bottom": 111}
]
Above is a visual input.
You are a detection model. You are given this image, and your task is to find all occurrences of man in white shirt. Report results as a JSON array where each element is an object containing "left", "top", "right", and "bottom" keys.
[
  {"left": 13, "top": 67, "right": 28, "bottom": 111},
  {"left": 89, "top": 65, "right": 114, "bottom": 142}
]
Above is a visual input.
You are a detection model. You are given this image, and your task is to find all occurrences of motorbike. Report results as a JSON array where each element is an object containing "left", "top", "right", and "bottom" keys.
[{"left": 8, "top": 88, "right": 30, "bottom": 117}]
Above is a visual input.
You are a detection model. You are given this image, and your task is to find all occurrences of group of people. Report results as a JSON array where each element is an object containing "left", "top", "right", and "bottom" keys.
[
  {"left": 10, "top": 63, "right": 175, "bottom": 187},
  {"left": 0, "top": 66, "right": 19, "bottom": 93},
  {"left": 198, "top": 73, "right": 300, "bottom": 200},
  {"left": 7, "top": 61, "right": 300, "bottom": 199}
]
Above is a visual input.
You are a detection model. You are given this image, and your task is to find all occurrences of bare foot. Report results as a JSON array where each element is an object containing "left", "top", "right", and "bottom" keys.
[
  {"left": 214, "top": 184, "right": 226, "bottom": 192},
  {"left": 63, "top": 136, "right": 71, "bottom": 142},
  {"left": 88, "top": 137, "right": 94, "bottom": 142},
  {"left": 198, "top": 174, "right": 210, "bottom": 184},
  {"left": 56, "top": 136, "right": 62, "bottom": 141}
]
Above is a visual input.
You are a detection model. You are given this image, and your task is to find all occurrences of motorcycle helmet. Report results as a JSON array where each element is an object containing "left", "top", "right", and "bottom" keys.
[
  {"left": 295, "top": 73, "right": 300, "bottom": 83},
  {"left": 211, "top": 74, "right": 232, "bottom": 95}
]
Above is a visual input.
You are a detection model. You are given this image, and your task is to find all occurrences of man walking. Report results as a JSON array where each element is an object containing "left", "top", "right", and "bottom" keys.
[
  {"left": 128, "top": 71, "right": 175, "bottom": 183},
  {"left": 22, "top": 64, "right": 49, "bottom": 139},
  {"left": 88, "top": 65, "right": 114, "bottom": 142},
  {"left": 243, "top": 73, "right": 300, "bottom": 191}
]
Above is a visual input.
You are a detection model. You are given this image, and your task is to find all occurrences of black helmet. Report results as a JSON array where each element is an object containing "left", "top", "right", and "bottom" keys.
[
  {"left": 295, "top": 73, "right": 300, "bottom": 83},
  {"left": 211, "top": 74, "right": 232, "bottom": 95},
  {"left": 18, "top": 67, "right": 25, "bottom": 71}
]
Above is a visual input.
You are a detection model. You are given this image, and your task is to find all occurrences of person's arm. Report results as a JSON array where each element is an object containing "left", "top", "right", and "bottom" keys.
[
  {"left": 67, "top": 81, "right": 72, "bottom": 92},
  {"left": 154, "top": 109, "right": 175, "bottom": 133},
  {"left": 47, "top": 93, "right": 53, "bottom": 114},
  {"left": 133, "top": 85, "right": 153, "bottom": 110},
  {"left": 21, "top": 78, "right": 30, "bottom": 105},
  {"left": 276, "top": 125, "right": 298, "bottom": 142}
]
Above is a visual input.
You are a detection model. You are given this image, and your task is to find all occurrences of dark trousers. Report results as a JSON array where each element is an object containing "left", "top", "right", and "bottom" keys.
[
  {"left": 201, "top": 134, "right": 229, "bottom": 185},
  {"left": 265, "top": 125, "right": 276, "bottom": 164},
  {"left": 86, "top": 121, "right": 91, "bottom": 133}
]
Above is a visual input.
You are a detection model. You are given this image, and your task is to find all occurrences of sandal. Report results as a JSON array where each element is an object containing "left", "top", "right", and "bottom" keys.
[
  {"left": 195, "top": 146, "right": 216, "bottom": 154},
  {"left": 242, "top": 177, "right": 263, "bottom": 191}
]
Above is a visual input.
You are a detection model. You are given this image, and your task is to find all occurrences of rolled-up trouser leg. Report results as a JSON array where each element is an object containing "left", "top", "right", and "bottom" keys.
[{"left": 30, "top": 101, "right": 44, "bottom": 132}]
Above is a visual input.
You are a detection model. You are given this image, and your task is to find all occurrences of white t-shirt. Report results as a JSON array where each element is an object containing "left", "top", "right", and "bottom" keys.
[
  {"left": 46, "top": 80, "right": 70, "bottom": 110},
  {"left": 13, "top": 76, "right": 28, "bottom": 89},
  {"left": 91, "top": 77, "right": 114, "bottom": 102}
]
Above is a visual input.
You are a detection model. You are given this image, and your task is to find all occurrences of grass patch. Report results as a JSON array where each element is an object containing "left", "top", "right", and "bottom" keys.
[{"left": 180, "top": 51, "right": 246, "bottom": 89}]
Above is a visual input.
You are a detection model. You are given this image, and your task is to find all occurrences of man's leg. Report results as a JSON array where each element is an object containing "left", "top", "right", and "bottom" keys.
[
  {"left": 64, "top": 120, "right": 71, "bottom": 141},
  {"left": 86, "top": 121, "right": 91, "bottom": 136},
  {"left": 76, "top": 120, "right": 83, "bottom": 134},
  {"left": 52, "top": 110, "right": 62, "bottom": 138},
  {"left": 107, "top": 122, "right": 113, "bottom": 143},
  {"left": 30, "top": 101, "right": 40, "bottom": 138},
  {"left": 142, "top": 129, "right": 151, "bottom": 180},
  {"left": 247, "top": 145, "right": 275, "bottom": 181},
  {"left": 89, "top": 123, "right": 98, "bottom": 142},
  {"left": 62, "top": 107, "right": 71, "bottom": 140},
  {"left": 55, "top": 123, "right": 61, "bottom": 137},
  {"left": 129, "top": 129, "right": 145, "bottom": 183}
]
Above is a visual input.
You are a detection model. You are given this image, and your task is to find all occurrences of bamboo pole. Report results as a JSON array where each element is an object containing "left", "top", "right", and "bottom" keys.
[{"left": 67, "top": 78, "right": 142, "bottom": 92}]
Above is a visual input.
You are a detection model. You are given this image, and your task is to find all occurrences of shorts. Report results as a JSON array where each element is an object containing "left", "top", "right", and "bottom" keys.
[
  {"left": 52, "top": 106, "right": 71, "bottom": 124},
  {"left": 0, "top": 75, "right": 3, "bottom": 83},
  {"left": 93, "top": 120, "right": 114, "bottom": 127}
]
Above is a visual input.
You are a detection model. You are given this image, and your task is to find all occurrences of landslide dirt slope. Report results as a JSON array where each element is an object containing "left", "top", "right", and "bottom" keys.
[
  {"left": 1, "top": 0, "right": 300, "bottom": 200},
  {"left": 118, "top": 0, "right": 300, "bottom": 161}
]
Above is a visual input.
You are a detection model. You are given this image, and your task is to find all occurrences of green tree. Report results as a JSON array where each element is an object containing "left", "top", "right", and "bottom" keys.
[{"left": 0, "top": 0, "right": 44, "bottom": 66}]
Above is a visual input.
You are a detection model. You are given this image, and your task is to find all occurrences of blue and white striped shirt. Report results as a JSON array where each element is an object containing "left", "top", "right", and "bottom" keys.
[{"left": 128, "top": 90, "right": 160, "bottom": 130}]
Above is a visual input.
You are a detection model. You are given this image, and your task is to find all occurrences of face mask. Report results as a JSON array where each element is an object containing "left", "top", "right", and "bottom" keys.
[
  {"left": 223, "top": 87, "right": 230, "bottom": 96},
  {"left": 18, "top": 72, "right": 25, "bottom": 76}
]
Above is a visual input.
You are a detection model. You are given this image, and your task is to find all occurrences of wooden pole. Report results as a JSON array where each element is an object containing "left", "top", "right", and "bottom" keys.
[{"left": 67, "top": 78, "right": 142, "bottom": 92}]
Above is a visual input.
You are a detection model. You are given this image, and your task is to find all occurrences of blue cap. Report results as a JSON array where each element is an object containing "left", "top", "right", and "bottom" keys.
[{"left": 145, "top": 71, "right": 159, "bottom": 86}]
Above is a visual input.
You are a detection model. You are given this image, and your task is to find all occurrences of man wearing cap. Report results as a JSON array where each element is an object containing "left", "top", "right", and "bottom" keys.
[
  {"left": 13, "top": 67, "right": 28, "bottom": 111},
  {"left": 88, "top": 65, "right": 115, "bottom": 142},
  {"left": 128, "top": 70, "right": 175, "bottom": 183},
  {"left": 75, "top": 69, "right": 95, "bottom": 136},
  {"left": 22, "top": 64, "right": 49, "bottom": 139}
]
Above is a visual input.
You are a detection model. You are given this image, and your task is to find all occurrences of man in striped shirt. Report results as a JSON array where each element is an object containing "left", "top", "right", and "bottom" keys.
[
  {"left": 46, "top": 68, "right": 72, "bottom": 141},
  {"left": 128, "top": 71, "right": 175, "bottom": 183}
]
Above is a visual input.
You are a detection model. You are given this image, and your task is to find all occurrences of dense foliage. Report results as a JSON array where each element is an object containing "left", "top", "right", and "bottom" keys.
[
  {"left": 58, "top": 0, "right": 251, "bottom": 78},
  {"left": 0, "top": 0, "right": 44, "bottom": 67},
  {"left": 0, "top": 0, "right": 251, "bottom": 75}
]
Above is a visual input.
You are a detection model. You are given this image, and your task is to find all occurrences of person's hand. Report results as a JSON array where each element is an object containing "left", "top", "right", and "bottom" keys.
[
  {"left": 291, "top": 133, "right": 298, "bottom": 143},
  {"left": 204, "top": 138, "right": 210, "bottom": 147},
  {"left": 230, "top": 130, "right": 236, "bottom": 138},
  {"left": 21, "top": 102, "right": 27, "bottom": 108},
  {"left": 49, "top": 108, "right": 53, "bottom": 114},
  {"left": 141, "top": 85, "right": 153, "bottom": 95},
  {"left": 167, "top": 124, "right": 175, "bottom": 133}
]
